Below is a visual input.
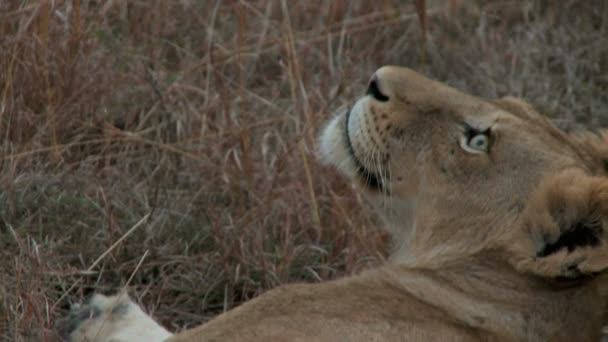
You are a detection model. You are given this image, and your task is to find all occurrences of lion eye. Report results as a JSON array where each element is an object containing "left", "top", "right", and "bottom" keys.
[
  {"left": 460, "top": 127, "right": 491, "bottom": 154},
  {"left": 468, "top": 134, "right": 489, "bottom": 152}
]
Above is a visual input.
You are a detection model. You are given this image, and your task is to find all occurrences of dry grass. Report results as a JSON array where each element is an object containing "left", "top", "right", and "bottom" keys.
[{"left": 0, "top": 1, "right": 607, "bottom": 340}]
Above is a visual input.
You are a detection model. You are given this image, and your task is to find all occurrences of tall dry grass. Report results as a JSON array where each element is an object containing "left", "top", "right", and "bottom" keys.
[{"left": 0, "top": 1, "right": 606, "bottom": 341}]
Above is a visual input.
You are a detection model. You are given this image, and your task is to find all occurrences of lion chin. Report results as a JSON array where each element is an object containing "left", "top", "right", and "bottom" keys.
[{"left": 64, "top": 66, "right": 608, "bottom": 342}]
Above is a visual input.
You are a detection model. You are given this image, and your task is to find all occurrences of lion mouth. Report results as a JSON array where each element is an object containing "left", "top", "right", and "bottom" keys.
[{"left": 344, "top": 107, "right": 385, "bottom": 191}]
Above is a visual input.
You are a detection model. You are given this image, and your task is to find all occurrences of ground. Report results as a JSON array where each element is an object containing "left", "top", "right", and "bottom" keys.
[{"left": 0, "top": 1, "right": 607, "bottom": 341}]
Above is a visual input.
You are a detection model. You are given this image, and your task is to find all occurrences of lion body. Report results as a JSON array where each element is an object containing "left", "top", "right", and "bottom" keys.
[
  {"left": 66, "top": 66, "right": 608, "bottom": 341},
  {"left": 167, "top": 265, "right": 603, "bottom": 341}
]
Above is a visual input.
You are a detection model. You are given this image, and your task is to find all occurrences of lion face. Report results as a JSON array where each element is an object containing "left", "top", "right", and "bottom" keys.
[{"left": 320, "top": 66, "right": 602, "bottom": 263}]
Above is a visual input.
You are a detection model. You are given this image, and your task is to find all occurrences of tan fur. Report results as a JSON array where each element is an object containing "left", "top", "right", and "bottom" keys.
[{"left": 67, "top": 66, "right": 608, "bottom": 341}]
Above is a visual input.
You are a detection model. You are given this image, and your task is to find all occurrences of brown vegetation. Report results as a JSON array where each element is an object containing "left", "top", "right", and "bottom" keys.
[{"left": 0, "top": 1, "right": 607, "bottom": 341}]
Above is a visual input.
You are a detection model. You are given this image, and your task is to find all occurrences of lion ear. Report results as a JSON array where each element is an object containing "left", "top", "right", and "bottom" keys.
[
  {"left": 494, "top": 96, "right": 608, "bottom": 174},
  {"left": 573, "top": 130, "right": 608, "bottom": 174},
  {"left": 509, "top": 169, "right": 608, "bottom": 279}
]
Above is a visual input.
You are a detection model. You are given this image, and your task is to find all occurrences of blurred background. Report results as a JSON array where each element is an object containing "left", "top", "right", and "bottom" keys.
[{"left": 0, "top": 1, "right": 607, "bottom": 340}]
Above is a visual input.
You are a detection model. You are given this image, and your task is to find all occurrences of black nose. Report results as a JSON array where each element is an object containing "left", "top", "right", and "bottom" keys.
[{"left": 366, "top": 75, "right": 389, "bottom": 102}]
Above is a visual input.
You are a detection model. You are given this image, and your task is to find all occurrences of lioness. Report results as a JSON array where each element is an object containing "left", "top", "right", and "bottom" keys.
[{"left": 66, "top": 66, "right": 608, "bottom": 341}]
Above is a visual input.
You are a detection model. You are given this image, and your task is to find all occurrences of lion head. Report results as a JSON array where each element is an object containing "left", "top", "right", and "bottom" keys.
[{"left": 319, "top": 66, "right": 608, "bottom": 278}]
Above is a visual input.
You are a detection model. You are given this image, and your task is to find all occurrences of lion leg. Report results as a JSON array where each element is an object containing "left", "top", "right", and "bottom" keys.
[{"left": 65, "top": 292, "right": 172, "bottom": 342}]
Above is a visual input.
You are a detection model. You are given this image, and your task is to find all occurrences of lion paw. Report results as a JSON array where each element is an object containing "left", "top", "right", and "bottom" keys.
[{"left": 62, "top": 293, "right": 172, "bottom": 342}]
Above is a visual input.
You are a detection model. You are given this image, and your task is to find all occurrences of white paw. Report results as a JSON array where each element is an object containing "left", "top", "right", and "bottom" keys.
[{"left": 64, "top": 292, "right": 172, "bottom": 342}]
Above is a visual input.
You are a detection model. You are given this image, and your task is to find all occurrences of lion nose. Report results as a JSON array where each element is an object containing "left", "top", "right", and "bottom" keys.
[{"left": 366, "top": 73, "right": 390, "bottom": 102}]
